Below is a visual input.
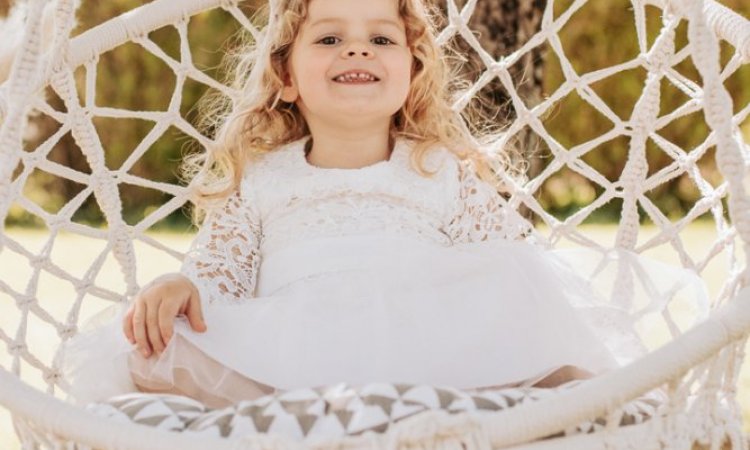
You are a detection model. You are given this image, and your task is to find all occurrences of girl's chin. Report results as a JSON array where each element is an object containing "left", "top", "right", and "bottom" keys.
[{"left": 328, "top": 106, "right": 401, "bottom": 118}]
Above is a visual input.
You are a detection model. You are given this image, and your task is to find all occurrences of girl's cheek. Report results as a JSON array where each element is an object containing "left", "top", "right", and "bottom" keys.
[{"left": 308, "top": 46, "right": 336, "bottom": 56}]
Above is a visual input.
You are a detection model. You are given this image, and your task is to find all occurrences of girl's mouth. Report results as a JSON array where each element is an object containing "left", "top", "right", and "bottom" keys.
[
  {"left": 332, "top": 72, "right": 381, "bottom": 83},
  {"left": 333, "top": 79, "right": 380, "bottom": 85}
]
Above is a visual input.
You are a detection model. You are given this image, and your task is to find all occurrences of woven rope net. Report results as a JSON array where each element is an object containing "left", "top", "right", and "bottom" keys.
[{"left": 1, "top": 0, "right": 749, "bottom": 448}]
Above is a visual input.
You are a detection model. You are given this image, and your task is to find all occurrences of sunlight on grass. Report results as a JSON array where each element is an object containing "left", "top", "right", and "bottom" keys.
[{"left": 1, "top": 224, "right": 749, "bottom": 448}]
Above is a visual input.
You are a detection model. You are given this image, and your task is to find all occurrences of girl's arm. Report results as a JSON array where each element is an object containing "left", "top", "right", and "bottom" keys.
[
  {"left": 445, "top": 159, "right": 531, "bottom": 243},
  {"left": 180, "top": 189, "right": 262, "bottom": 304}
]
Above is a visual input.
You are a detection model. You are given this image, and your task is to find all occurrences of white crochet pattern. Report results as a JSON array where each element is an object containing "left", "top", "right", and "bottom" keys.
[
  {"left": 446, "top": 158, "right": 533, "bottom": 243},
  {"left": 180, "top": 189, "right": 262, "bottom": 305},
  {"left": 241, "top": 138, "right": 458, "bottom": 256}
]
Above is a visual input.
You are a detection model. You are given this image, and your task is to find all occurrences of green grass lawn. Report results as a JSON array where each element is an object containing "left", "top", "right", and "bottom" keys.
[{"left": 0, "top": 224, "right": 748, "bottom": 448}]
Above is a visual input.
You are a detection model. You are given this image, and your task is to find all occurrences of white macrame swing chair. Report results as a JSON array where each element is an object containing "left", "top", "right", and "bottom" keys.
[{"left": 1, "top": 0, "right": 750, "bottom": 448}]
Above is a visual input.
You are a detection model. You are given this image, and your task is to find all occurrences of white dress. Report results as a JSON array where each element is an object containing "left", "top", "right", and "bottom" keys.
[{"left": 61, "top": 135, "right": 710, "bottom": 409}]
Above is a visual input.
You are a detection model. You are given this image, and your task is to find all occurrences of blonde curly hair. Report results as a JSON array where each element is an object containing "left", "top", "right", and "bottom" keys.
[{"left": 182, "top": 0, "right": 526, "bottom": 221}]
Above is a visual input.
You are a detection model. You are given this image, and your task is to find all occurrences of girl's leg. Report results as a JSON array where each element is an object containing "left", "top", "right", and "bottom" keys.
[
  {"left": 128, "top": 334, "right": 277, "bottom": 409},
  {"left": 471, "top": 365, "right": 596, "bottom": 393},
  {"left": 528, "top": 365, "right": 595, "bottom": 388}
]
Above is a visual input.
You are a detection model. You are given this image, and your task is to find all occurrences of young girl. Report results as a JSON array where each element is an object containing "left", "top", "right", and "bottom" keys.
[{"left": 61, "top": 0, "right": 709, "bottom": 409}]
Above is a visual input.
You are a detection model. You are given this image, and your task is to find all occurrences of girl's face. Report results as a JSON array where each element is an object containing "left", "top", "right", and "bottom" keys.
[{"left": 280, "top": 0, "right": 412, "bottom": 131}]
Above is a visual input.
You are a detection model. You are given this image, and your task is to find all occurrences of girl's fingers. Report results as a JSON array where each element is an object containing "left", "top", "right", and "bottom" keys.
[
  {"left": 158, "top": 298, "right": 181, "bottom": 347},
  {"left": 145, "top": 297, "right": 166, "bottom": 356},
  {"left": 122, "top": 304, "right": 135, "bottom": 344},
  {"left": 185, "top": 288, "right": 207, "bottom": 332},
  {"left": 132, "top": 300, "right": 151, "bottom": 357}
]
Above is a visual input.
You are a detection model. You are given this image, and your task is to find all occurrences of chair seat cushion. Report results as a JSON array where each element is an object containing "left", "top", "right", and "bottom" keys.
[{"left": 84, "top": 380, "right": 662, "bottom": 442}]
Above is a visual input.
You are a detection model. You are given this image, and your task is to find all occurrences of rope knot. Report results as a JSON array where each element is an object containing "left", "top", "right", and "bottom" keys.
[
  {"left": 60, "top": 324, "right": 77, "bottom": 339},
  {"left": 9, "top": 342, "right": 26, "bottom": 355},
  {"left": 47, "top": 216, "right": 67, "bottom": 230},
  {"left": 219, "top": 0, "right": 240, "bottom": 10},
  {"left": 76, "top": 279, "right": 93, "bottom": 293},
  {"left": 29, "top": 255, "right": 47, "bottom": 268},
  {"left": 15, "top": 295, "right": 35, "bottom": 308},
  {"left": 44, "top": 369, "right": 62, "bottom": 383}
]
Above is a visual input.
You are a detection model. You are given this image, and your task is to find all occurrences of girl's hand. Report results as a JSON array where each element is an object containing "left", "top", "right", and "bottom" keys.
[{"left": 122, "top": 273, "right": 207, "bottom": 358}]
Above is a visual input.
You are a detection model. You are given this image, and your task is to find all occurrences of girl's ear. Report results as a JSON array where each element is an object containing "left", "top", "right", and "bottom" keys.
[{"left": 280, "top": 71, "right": 299, "bottom": 103}]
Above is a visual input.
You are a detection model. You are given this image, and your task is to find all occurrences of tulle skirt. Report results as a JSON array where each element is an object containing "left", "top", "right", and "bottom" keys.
[{"left": 60, "top": 234, "right": 710, "bottom": 408}]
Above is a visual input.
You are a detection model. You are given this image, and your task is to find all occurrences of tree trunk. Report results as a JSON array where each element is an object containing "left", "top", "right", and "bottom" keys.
[{"left": 443, "top": 0, "right": 547, "bottom": 224}]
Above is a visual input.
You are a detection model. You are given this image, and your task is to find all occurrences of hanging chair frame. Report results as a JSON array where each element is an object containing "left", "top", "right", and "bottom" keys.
[{"left": 1, "top": 285, "right": 750, "bottom": 448}]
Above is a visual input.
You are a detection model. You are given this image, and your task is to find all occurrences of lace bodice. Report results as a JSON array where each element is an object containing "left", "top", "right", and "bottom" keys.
[{"left": 181, "top": 136, "right": 532, "bottom": 304}]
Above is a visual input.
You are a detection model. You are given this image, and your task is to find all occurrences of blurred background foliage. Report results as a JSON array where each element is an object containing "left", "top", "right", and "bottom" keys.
[{"left": 2, "top": 0, "right": 749, "bottom": 229}]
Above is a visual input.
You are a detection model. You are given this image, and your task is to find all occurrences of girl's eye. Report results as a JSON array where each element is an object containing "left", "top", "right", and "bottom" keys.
[
  {"left": 316, "top": 36, "right": 395, "bottom": 46},
  {"left": 318, "top": 36, "right": 340, "bottom": 45},
  {"left": 372, "top": 36, "right": 394, "bottom": 46}
]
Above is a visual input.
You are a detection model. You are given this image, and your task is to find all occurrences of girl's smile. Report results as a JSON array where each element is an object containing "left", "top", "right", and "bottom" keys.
[
  {"left": 332, "top": 70, "right": 380, "bottom": 83},
  {"left": 280, "top": 0, "right": 412, "bottom": 125}
]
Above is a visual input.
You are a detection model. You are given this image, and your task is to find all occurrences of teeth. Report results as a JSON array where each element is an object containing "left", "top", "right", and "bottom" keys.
[{"left": 334, "top": 72, "right": 377, "bottom": 82}]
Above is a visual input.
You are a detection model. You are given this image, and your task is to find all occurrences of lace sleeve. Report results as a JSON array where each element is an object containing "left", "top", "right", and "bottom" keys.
[
  {"left": 180, "top": 189, "right": 262, "bottom": 304},
  {"left": 445, "top": 159, "right": 531, "bottom": 243}
]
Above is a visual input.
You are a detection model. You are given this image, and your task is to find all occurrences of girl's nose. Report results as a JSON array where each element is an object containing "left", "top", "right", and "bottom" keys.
[
  {"left": 342, "top": 42, "right": 373, "bottom": 58},
  {"left": 347, "top": 50, "right": 371, "bottom": 57}
]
